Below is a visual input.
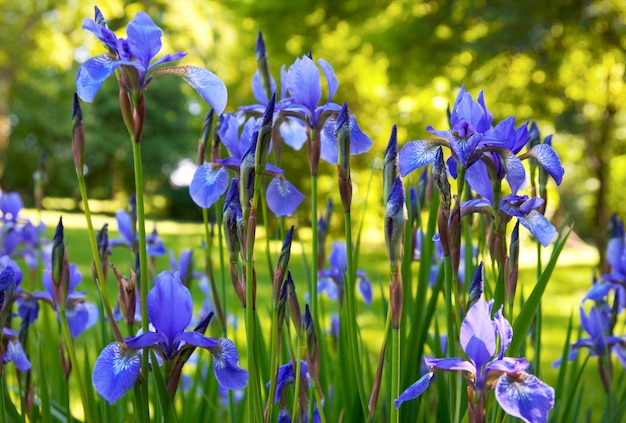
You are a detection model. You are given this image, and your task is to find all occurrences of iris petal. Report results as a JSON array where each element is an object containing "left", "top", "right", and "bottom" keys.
[
  {"left": 189, "top": 164, "right": 230, "bottom": 209},
  {"left": 518, "top": 211, "right": 556, "bottom": 247},
  {"left": 460, "top": 298, "right": 496, "bottom": 370},
  {"left": 125, "top": 12, "right": 162, "bottom": 69},
  {"left": 394, "top": 372, "right": 434, "bottom": 408},
  {"left": 495, "top": 372, "right": 554, "bottom": 423},
  {"left": 286, "top": 56, "right": 321, "bottom": 114},
  {"left": 92, "top": 342, "right": 141, "bottom": 404},
  {"left": 147, "top": 271, "right": 192, "bottom": 341},
  {"left": 266, "top": 177, "right": 305, "bottom": 217},
  {"left": 398, "top": 140, "right": 442, "bottom": 177},
  {"left": 76, "top": 55, "right": 128, "bottom": 102},
  {"left": 176, "top": 66, "right": 228, "bottom": 115},
  {"left": 527, "top": 144, "right": 564, "bottom": 185},
  {"left": 211, "top": 339, "right": 249, "bottom": 390}
]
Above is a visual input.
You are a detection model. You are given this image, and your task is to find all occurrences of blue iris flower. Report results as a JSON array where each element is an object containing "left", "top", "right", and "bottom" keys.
[
  {"left": 76, "top": 7, "right": 227, "bottom": 114},
  {"left": 109, "top": 209, "right": 167, "bottom": 257},
  {"left": 189, "top": 113, "right": 305, "bottom": 216},
  {"left": 396, "top": 296, "right": 555, "bottom": 423},
  {"left": 92, "top": 271, "right": 247, "bottom": 403},
  {"left": 278, "top": 55, "right": 372, "bottom": 163},
  {"left": 2, "top": 328, "right": 31, "bottom": 372},
  {"left": 317, "top": 241, "right": 372, "bottom": 305}
]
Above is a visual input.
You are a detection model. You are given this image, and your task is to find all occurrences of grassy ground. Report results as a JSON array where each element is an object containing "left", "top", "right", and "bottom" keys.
[{"left": 17, "top": 208, "right": 621, "bottom": 421}]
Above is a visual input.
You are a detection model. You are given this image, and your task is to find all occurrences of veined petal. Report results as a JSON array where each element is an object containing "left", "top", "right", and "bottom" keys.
[
  {"left": 266, "top": 177, "right": 305, "bottom": 217},
  {"left": 394, "top": 372, "right": 434, "bottom": 408},
  {"left": 460, "top": 298, "right": 496, "bottom": 370},
  {"left": 502, "top": 152, "right": 526, "bottom": 195},
  {"left": 485, "top": 357, "right": 528, "bottom": 374},
  {"left": 210, "top": 339, "right": 249, "bottom": 390},
  {"left": 189, "top": 164, "right": 230, "bottom": 209},
  {"left": 76, "top": 55, "right": 130, "bottom": 102},
  {"left": 148, "top": 271, "right": 193, "bottom": 341},
  {"left": 126, "top": 12, "right": 163, "bottom": 68},
  {"left": 495, "top": 372, "right": 554, "bottom": 423},
  {"left": 148, "top": 51, "right": 187, "bottom": 70},
  {"left": 527, "top": 144, "right": 564, "bottom": 185},
  {"left": 318, "top": 58, "right": 338, "bottom": 102},
  {"left": 176, "top": 331, "right": 220, "bottom": 349},
  {"left": 92, "top": 342, "right": 141, "bottom": 404},
  {"left": 398, "top": 140, "right": 442, "bottom": 177},
  {"left": 125, "top": 331, "right": 167, "bottom": 350},
  {"left": 155, "top": 66, "right": 227, "bottom": 115},
  {"left": 518, "top": 211, "right": 556, "bottom": 247}
]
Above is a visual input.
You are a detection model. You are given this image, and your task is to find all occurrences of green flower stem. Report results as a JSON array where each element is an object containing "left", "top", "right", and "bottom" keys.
[
  {"left": 291, "top": 338, "right": 304, "bottom": 421},
  {"left": 265, "top": 303, "right": 280, "bottom": 423},
  {"left": 202, "top": 208, "right": 226, "bottom": 333},
  {"left": 130, "top": 139, "right": 151, "bottom": 421},
  {"left": 76, "top": 174, "right": 124, "bottom": 342},
  {"left": 344, "top": 211, "right": 369, "bottom": 417},
  {"left": 310, "top": 175, "right": 320, "bottom": 333},
  {"left": 57, "top": 306, "right": 93, "bottom": 423},
  {"left": 0, "top": 367, "right": 6, "bottom": 423},
  {"left": 389, "top": 264, "right": 401, "bottom": 423}
]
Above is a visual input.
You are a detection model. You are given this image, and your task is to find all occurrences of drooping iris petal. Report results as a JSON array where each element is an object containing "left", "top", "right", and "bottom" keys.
[
  {"left": 165, "top": 66, "right": 228, "bottom": 115},
  {"left": 348, "top": 115, "right": 373, "bottom": 155},
  {"left": 424, "top": 356, "right": 475, "bottom": 373},
  {"left": 125, "top": 12, "right": 162, "bottom": 69},
  {"left": 66, "top": 300, "right": 99, "bottom": 338},
  {"left": 357, "top": 272, "right": 372, "bottom": 305},
  {"left": 189, "top": 164, "right": 230, "bottom": 209},
  {"left": 526, "top": 144, "right": 564, "bottom": 185},
  {"left": 125, "top": 331, "right": 167, "bottom": 350},
  {"left": 76, "top": 55, "right": 138, "bottom": 102},
  {"left": 113, "top": 210, "right": 134, "bottom": 246},
  {"left": 92, "top": 342, "right": 141, "bottom": 404},
  {"left": 394, "top": 371, "right": 434, "bottom": 408},
  {"left": 518, "top": 211, "right": 556, "bottom": 247},
  {"left": 493, "top": 306, "right": 513, "bottom": 357},
  {"left": 460, "top": 298, "right": 496, "bottom": 370},
  {"left": 266, "top": 177, "right": 305, "bottom": 217},
  {"left": 502, "top": 152, "right": 526, "bottom": 195},
  {"left": 176, "top": 331, "right": 220, "bottom": 349},
  {"left": 398, "top": 140, "right": 442, "bottom": 177},
  {"left": 4, "top": 339, "right": 31, "bottom": 372},
  {"left": 279, "top": 117, "right": 308, "bottom": 151},
  {"left": 147, "top": 271, "right": 192, "bottom": 341},
  {"left": 210, "top": 339, "right": 249, "bottom": 390},
  {"left": 495, "top": 372, "right": 555, "bottom": 423},
  {"left": 466, "top": 160, "right": 493, "bottom": 205}
]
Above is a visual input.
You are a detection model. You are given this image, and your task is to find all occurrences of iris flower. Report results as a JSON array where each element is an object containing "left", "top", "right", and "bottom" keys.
[
  {"left": 1, "top": 328, "right": 31, "bottom": 372},
  {"left": 189, "top": 113, "right": 305, "bottom": 216},
  {"left": 395, "top": 297, "right": 554, "bottom": 423},
  {"left": 279, "top": 55, "right": 372, "bottom": 163},
  {"left": 317, "top": 242, "right": 372, "bottom": 305},
  {"left": 76, "top": 7, "right": 226, "bottom": 114},
  {"left": 109, "top": 209, "right": 167, "bottom": 257},
  {"left": 92, "top": 271, "right": 247, "bottom": 403}
]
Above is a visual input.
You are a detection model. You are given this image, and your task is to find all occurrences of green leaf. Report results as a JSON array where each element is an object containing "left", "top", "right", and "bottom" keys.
[{"left": 149, "top": 351, "right": 178, "bottom": 423}]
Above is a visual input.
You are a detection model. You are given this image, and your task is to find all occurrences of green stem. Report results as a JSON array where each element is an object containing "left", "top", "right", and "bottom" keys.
[
  {"left": 131, "top": 139, "right": 151, "bottom": 421},
  {"left": 202, "top": 208, "right": 226, "bottom": 333},
  {"left": 58, "top": 307, "right": 93, "bottom": 423},
  {"left": 291, "top": 338, "right": 303, "bottom": 421},
  {"left": 76, "top": 174, "right": 124, "bottom": 341},
  {"left": 310, "top": 175, "right": 319, "bottom": 331},
  {"left": 0, "top": 368, "right": 6, "bottom": 423},
  {"left": 390, "top": 325, "right": 400, "bottom": 423},
  {"left": 344, "top": 211, "right": 369, "bottom": 417}
]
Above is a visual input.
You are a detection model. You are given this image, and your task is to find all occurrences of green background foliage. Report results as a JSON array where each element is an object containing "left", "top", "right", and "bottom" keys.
[{"left": 1, "top": 0, "right": 625, "bottom": 262}]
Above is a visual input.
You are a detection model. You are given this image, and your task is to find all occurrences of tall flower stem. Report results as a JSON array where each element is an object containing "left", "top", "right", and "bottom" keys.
[
  {"left": 344, "top": 211, "right": 369, "bottom": 417},
  {"left": 202, "top": 208, "right": 226, "bottom": 333},
  {"left": 58, "top": 307, "right": 93, "bottom": 423},
  {"left": 389, "top": 267, "right": 401, "bottom": 423},
  {"left": 130, "top": 138, "right": 151, "bottom": 419},
  {"left": 76, "top": 174, "right": 124, "bottom": 341}
]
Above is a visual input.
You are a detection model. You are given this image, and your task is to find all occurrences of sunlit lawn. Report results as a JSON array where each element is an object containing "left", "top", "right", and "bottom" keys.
[{"left": 18, "top": 208, "right": 617, "bottom": 419}]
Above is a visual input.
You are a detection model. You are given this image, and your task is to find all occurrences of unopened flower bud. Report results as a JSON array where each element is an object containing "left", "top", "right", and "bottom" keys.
[
  {"left": 284, "top": 272, "right": 302, "bottom": 330},
  {"left": 256, "top": 31, "right": 273, "bottom": 101},
  {"left": 506, "top": 222, "right": 520, "bottom": 301},
  {"left": 51, "top": 217, "right": 69, "bottom": 307},
  {"left": 384, "top": 177, "right": 407, "bottom": 266},
  {"left": 255, "top": 93, "right": 275, "bottom": 175},
  {"left": 223, "top": 179, "right": 244, "bottom": 264},
  {"left": 383, "top": 125, "right": 398, "bottom": 202},
  {"left": 273, "top": 226, "right": 294, "bottom": 301},
  {"left": 467, "top": 261, "right": 484, "bottom": 311},
  {"left": 335, "top": 102, "right": 352, "bottom": 212},
  {"left": 72, "top": 94, "right": 85, "bottom": 176}
]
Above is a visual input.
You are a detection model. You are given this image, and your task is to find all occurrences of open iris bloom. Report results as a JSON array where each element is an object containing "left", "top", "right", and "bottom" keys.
[
  {"left": 92, "top": 271, "right": 248, "bottom": 403},
  {"left": 398, "top": 86, "right": 563, "bottom": 199},
  {"left": 395, "top": 296, "right": 555, "bottom": 423},
  {"left": 76, "top": 7, "right": 226, "bottom": 113},
  {"left": 317, "top": 241, "right": 372, "bottom": 305},
  {"left": 109, "top": 209, "right": 167, "bottom": 257},
  {"left": 189, "top": 112, "right": 305, "bottom": 216},
  {"left": 278, "top": 54, "right": 372, "bottom": 164}
]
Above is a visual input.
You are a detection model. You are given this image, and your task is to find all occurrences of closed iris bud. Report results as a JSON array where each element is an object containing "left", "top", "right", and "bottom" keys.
[
  {"left": 432, "top": 147, "right": 451, "bottom": 220},
  {"left": 335, "top": 102, "right": 352, "bottom": 212},
  {"left": 254, "top": 93, "right": 275, "bottom": 175},
  {"left": 51, "top": 217, "right": 69, "bottom": 307},
  {"left": 223, "top": 179, "right": 244, "bottom": 263},
  {"left": 384, "top": 177, "right": 407, "bottom": 265},
  {"left": 507, "top": 221, "right": 520, "bottom": 301},
  {"left": 274, "top": 226, "right": 294, "bottom": 301},
  {"left": 467, "top": 261, "right": 484, "bottom": 311},
  {"left": 239, "top": 141, "right": 256, "bottom": 213},
  {"left": 72, "top": 93, "right": 85, "bottom": 176},
  {"left": 284, "top": 272, "right": 302, "bottom": 330},
  {"left": 255, "top": 31, "right": 273, "bottom": 101},
  {"left": 383, "top": 125, "right": 398, "bottom": 202}
]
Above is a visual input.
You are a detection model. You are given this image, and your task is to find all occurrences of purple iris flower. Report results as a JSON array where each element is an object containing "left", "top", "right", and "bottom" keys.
[
  {"left": 189, "top": 113, "right": 305, "bottom": 216},
  {"left": 463, "top": 194, "right": 556, "bottom": 247},
  {"left": 396, "top": 297, "right": 555, "bottom": 423},
  {"left": 279, "top": 55, "right": 372, "bottom": 163},
  {"left": 317, "top": 241, "right": 372, "bottom": 305},
  {"left": 41, "top": 263, "right": 99, "bottom": 339},
  {"left": 0, "top": 191, "right": 23, "bottom": 223},
  {"left": 266, "top": 360, "right": 309, "bottom": 403},
  {"left": 92, "top": 271, "right": 247, "bottom": 403},
  {"left": 76, "top": 7, "right": 227, "bottom": 113},
  {"left": 109, "top": 209, "right": 167, "bottom": 257},
  {"left": 2, "top": 328, "right": 31, "bottom": 372}
]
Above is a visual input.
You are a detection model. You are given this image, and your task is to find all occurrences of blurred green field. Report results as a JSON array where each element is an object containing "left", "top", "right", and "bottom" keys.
[{"left": 15, "top": 208, "right": 622, "bottom": 421}]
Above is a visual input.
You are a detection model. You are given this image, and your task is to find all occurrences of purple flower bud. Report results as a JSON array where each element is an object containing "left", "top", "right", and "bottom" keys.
[
  {"left": 223, "top": 179, "right": 244, "bottom": 264},
  {"left": 384, "top": 177, "right": 407, "bottom": 265},
  {"left": 467, "top": 261, "right": 484, "bottom": 311},
  {"left": 72, "top": 93, "right": 85, "bottom": 176},
  {"left": 384, "top": 125, "right": 399, "bottom": 202},
  {"left": 335, "top": 102, "right": 352, "bottom": 211}
]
